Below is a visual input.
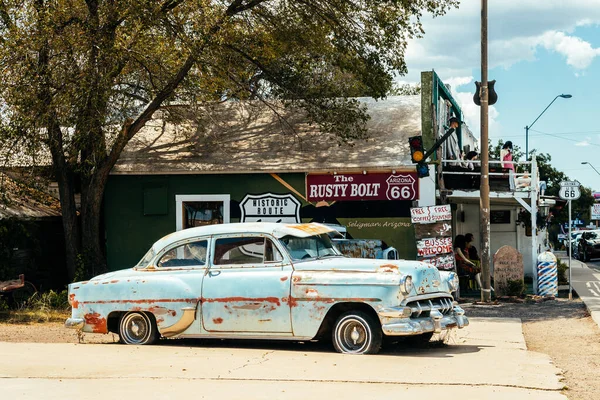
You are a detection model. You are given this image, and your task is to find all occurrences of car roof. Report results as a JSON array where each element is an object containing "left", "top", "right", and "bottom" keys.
[{"left": 151, "top": 222, "right": 335, "bottom": 252}]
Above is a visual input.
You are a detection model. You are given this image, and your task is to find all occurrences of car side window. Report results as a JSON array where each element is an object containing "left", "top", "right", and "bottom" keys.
[
  {"left": 158, "top": 240, "right": 207, "bottom": 268},
  {"left": 265, "top": 239, "right": 284, "bottom": 263},
  {"left": 213, "top": 236, "right": 283, "bottom": 265}
]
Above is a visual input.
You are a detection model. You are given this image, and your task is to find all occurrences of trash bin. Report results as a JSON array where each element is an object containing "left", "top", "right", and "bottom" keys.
[{"left": 537, "top": 252, "right": 558, "bottom": 297}]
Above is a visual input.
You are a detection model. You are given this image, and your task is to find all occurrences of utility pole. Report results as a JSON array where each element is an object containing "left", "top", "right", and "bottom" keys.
[{"left": 479, "top": 0, "right": 492, "bottom": 302}]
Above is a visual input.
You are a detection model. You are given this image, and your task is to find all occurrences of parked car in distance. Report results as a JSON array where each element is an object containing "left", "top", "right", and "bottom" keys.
[
  {"left": 566, "top": 232, "right": 582, "bottom": 257},
  {"left": 578, "top": 230, "right": 600, "bottom": 262},
  {"left": 66, "top": 222, "right": 467, "bottom": 354}
]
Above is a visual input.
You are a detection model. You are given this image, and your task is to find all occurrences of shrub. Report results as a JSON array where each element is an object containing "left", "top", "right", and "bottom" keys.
[
  {"left": 557, "top": 260, "right": 568, "bottom": 285},
  {"left": 504, "top": 279, "right": 525, "bottom": 297},
  {"left": 25, "top": 289, "right": 70, "bottom": 312}
]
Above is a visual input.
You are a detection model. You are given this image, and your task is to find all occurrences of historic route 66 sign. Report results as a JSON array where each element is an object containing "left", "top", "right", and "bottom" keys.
[{"left": 559, "top": 181, "right": 581, "bottom": 201}]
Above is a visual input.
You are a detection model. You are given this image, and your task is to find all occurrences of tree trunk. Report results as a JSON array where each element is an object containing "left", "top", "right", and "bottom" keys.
[
  {"left": 80, "top": 171, "right": 109, "bottom": 278},
  {"left": 53, "top": 164, "right": 80, "bottom": 281}
]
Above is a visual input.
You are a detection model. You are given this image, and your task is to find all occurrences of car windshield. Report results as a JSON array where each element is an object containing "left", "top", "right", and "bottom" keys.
[
  {"left": 135, "top": 248, "right": 156, "bottom": 268},
  {"left": 279, "top": 233, "right": 342, "bottom": 261}
]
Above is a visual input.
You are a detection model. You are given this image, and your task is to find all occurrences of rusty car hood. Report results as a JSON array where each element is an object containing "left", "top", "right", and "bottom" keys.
[
  {"left": 293, "top": 257, "right": 431, "bottom": 274},
  {"left": 292, "top": 257, "right": 447, "bottom": 295}
]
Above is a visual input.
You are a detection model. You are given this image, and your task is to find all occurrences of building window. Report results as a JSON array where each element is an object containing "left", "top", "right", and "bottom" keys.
[{"left": 175, "top": 195, "right": 230, "bottom": 231}]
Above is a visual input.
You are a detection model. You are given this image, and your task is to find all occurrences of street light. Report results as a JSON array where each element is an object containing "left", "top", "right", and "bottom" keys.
[
  {"left": 525, "top": 94, "right": 572, "bottom": 159},
  {"left": 582, "top": 161, "right": 600, "bottom": 177}
]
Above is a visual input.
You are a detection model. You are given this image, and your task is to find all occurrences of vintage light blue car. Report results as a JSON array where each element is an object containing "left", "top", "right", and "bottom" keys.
[{"left": 66, "top": 222, "right": 467, "bottom": 354}]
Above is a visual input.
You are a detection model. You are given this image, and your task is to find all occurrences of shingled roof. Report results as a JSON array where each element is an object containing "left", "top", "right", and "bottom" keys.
[
  {"left": 112, "top": 96, "right": 422, "bottom": 175},
  {"left": 0, "top": 174, "right": 61, "bottom": 219}
]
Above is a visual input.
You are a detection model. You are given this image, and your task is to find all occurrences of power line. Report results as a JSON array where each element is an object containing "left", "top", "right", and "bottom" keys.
[
  {"left": 491, "top": 131, "right": 600, "bottom": 147},
  {"left": 492, "top": 129, "right": 600, "bottom": 139},
  {"left": 530, "top": 129, "right": 600, "bottom": 135}
]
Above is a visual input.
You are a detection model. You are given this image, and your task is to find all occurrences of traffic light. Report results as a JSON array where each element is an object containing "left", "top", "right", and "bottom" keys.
[
  {"left": 408, "top": 136, "right": 429, "bottom": 178},
  {"left": 408, "top": 136, "right": 425, "bottom": 163},
  {"left": 416, "top": 163, "right": 430, "bottom": 178}
]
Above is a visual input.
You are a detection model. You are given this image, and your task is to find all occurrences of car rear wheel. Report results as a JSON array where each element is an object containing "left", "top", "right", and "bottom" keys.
[
  {"left": 332, "top": 311, "right": 382, "bottom": 354},
  {"left": 119, "top": 312, "right": 159, "bottom": 345}
]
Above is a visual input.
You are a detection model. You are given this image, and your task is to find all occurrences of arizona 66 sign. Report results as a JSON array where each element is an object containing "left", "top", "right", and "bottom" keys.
[
  {"left": 559, "top": 181, "right": 581, "bottom": 201},
  {"left": 306, "top": 172, "right": 418, "bottom": 202},
  {"left": 385, "top": 174, "right": 417, "bottom": 201}
]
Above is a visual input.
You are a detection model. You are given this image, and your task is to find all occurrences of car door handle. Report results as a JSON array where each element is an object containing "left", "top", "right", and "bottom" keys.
[{"left": 207, "top": 270, "right": 221, "bottom": 277}]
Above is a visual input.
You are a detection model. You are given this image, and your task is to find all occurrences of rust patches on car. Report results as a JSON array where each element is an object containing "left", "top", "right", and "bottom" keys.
[
  {"left": 378, "top": 264, "right": 398, "bottom": 273},
  {"left": 147, "top": 306, "right": 170, "bottom": 315},
  {"left": 291, "top": 297, "right": 380, "bottom": 306},
  {"left": 79, "top": 297, "right": 200, "bottom": 305},
  {"left": 201, "top": 297, "right": 282, "bottom": 306},
  {"left": 280, "top": 276, "right": 288, "bottom": 282},
  {"left": 69, "top": 294, "right": 79, "bottom": 309},
  {"left": 292, "top": 276, "right": 301, "bottom": 282},
  {"left": 232, "top": 303, "right": 263, "bottom": 310},
  {"left": 287, "top": 223, "right": 333, "bottom": 235},
  {"left": 288, "top": 296, "right": 298, "bottom": 307},
  {"left": 110, "top": 280, "right": 119, "bottom": 284},
  {"left": 84, "top": 313, "right": 107, "bottom": 333},
  {"left": 305, "top": 288, "right": 319, "bottom": 297},
  {"left": 213, "top": 318, "right": 223, "bottom": 324},
  {"left": 259, "top": 319, "right": 272, "bottom": 323}
]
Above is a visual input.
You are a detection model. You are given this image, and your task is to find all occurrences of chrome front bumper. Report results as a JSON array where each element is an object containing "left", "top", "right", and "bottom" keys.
[
  {"left": 379, "top": 305, "right": 468, "bottom": 336},
  {"left": 65, "top": 317, "right": 85, "bottom": 330}
]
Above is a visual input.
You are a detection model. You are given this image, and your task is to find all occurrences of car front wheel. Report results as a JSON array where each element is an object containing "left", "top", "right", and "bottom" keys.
[
  {"left": 332, "top": 311, "right": 382, "bottom": 354},
  {"left": 119, "top": 312, "right": 159, "bottom": 345}
]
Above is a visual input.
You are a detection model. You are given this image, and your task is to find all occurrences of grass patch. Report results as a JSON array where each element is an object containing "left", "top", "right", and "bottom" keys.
[
  {"left": 0, "top": 310, "right": 69, "bottom": 324},
  {"left": 0, "top": 289, "right": 71, "bottom": 324}
]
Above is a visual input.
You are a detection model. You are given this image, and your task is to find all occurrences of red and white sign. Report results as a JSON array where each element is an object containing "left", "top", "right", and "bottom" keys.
[
  {"left": 416, "top": 237, "right": 453, "bottom": 257},
  {"left": 592, "top": 204, "right": 600, "bottom": 220},
  {"left": 306, "top": 172, "right": 418, "bottom": 202},
  {"left": 410, "top": 205, "right": 451, "bottom": 224},
  {"left": 421, "top": 254, "right": 455, "bottom": 271}
]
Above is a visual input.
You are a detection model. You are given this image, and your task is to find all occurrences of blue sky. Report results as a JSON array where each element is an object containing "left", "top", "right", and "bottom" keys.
[{"left": 401, "top": 0, "right": 600, "bottom": 191}]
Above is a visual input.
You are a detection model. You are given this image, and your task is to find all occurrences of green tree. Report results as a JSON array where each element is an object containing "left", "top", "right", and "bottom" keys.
[
  {"left": 489, "top": 140, "right": 594, "bottom": 241},
  {"left": 0, "top": 0, "right": 458, "bottom": 279}
]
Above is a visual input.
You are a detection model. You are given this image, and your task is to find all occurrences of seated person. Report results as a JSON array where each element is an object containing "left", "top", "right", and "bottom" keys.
[{"left": 454, "top": 234, "right": 481, "bottom": 289}]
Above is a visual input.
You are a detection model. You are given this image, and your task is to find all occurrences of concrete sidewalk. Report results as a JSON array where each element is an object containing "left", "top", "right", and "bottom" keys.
[
  {"left": 0, "top": 318, "right": 566, "bottom": 399},
  {"left": 557, "top": 252, "right": 600, "bottom": 328}
]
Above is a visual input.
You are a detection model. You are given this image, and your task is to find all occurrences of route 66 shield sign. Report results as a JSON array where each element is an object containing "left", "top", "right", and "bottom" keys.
[
  {"left": 385, "top": 174, "right": 416, "bottom": 200},
  {"left": 559, "top": 181, "right": 581, "bottom": 201}
]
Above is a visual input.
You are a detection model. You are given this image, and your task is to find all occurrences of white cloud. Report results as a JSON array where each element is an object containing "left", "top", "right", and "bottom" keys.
[
  {"left": 401, "top": 1, "right": 600, "bottom": 82},
  {"left": 538, "top": 31, "right": 600, "bottom": 69},
  {"left": 445, "top": 76, "right": 473, "bottom": 90}
]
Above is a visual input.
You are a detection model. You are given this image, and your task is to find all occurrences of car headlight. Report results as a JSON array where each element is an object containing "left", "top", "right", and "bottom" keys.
[{"left": 400, "top": 275, "right": 413, "bottom": 295}]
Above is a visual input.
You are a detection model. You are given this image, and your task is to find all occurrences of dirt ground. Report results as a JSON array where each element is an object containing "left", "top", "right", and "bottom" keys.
[{"left": 1, "top": 297, "right": 599, "bottom": 400}]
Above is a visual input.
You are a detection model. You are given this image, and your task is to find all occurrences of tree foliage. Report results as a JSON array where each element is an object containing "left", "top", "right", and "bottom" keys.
[{"left": 0, "top": 0, "right": 458, "bottom": 280}]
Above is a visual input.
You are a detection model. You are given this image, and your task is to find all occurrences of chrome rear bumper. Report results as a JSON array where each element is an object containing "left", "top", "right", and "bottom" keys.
[{"left": 65, "top": 318, "right": 85, "bottom": 330}]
